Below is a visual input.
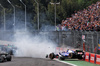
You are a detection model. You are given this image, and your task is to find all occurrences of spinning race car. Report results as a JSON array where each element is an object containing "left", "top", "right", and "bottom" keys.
[{"left": 46, "top": 49, "right": 84, "bottom": 60}]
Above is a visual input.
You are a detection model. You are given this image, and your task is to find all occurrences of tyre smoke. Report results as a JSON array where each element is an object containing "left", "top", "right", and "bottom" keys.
[{"left": 14, "top": 31, "right": 57, "bottom": 58}]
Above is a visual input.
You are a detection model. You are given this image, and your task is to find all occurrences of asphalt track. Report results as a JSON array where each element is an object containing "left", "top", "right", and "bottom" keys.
[
  {"left": 0, "top": 57, "right": 72, "bottom": 66},
  {"left": 0, "top": 57, "right": 100, "bottom": 66}
]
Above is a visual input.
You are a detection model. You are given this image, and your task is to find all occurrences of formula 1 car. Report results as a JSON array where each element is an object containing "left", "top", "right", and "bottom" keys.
[
  {"left": 46, "top": 49, "right": 84, "bottom": 60},
  {"left": 0, "top": 44, "right": 17, "bottom": 55},
  {"left": 0, "top": 51, "right": 12, "bottom": 62},
  {"left": 0, "top": 46, "right": 12, "bottom": 62}
]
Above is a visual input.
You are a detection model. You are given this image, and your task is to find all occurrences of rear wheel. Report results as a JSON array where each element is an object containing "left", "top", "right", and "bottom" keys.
[
  {"left": 77, "top": 54, "right": 82, "bottom": 59},
  {"left": 6, "top": 55, "right": 12, "bottom": 61},
  {"left": 75, "top": 50, "right": 84, "bottom": 59},
  {"left": 69, "top": 53, "right": 73, "bottom": 58}
]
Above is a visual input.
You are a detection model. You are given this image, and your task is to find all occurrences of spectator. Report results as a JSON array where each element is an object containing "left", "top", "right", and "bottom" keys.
[{"left": 58, "top": 1, "right": 100, "bottom": 31}]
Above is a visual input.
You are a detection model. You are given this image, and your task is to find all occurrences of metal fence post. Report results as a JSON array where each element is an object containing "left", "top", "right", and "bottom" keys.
[{"left": 92, "top": 35, "right": 94, "bottom": 53}]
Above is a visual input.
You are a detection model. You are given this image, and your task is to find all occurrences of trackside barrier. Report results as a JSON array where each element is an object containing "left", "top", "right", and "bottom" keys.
[
  {"left": 84, "top": 52, "right": 100, "bottom": 65},
  {"left": 96, "top": 54, "right": 100, "bottom": 65},
  {"left": 90, "top": 53, "right": 95, "bottom": 63},
  {"left": 85, "top": 52, "right": 90, "bottom": 62}
]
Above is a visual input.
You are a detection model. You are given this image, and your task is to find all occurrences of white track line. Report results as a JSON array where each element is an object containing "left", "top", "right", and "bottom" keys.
[{"left": 54, "top": 59, "right": 77, "bottom": 66}]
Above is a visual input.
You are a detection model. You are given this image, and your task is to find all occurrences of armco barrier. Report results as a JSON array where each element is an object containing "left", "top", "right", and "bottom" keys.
[
  {"left": 90, "top": 53, "right": 95, "bottom": 63},
  {"left": 96, "top": 54, "right": 100, "bottom": 65},
  {"left": 85, "top": 52, "right": 90, "bottom": 62}
]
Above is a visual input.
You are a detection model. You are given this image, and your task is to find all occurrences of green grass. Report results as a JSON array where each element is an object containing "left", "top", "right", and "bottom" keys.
[{"left": 62, "top": 59, "right": 100, "bottom": 66}]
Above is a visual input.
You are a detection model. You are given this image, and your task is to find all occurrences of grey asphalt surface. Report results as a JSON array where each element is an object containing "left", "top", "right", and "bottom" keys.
[{"left": 0, "top": 57, "right": 72, "bottom": 66}]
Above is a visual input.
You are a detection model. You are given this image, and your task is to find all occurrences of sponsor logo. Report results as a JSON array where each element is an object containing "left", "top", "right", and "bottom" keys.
[
  {"left": 96, "top": 58, "right": 100, "bottom": 62},
  {"left": 86, "top": 56, "right": 89, "bottom": 59},
  {"left": 91, "top": 57, "right": 94, "bottom": 61}
]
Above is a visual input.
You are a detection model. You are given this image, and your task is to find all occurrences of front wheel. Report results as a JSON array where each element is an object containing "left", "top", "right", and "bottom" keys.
[
  {"left": 49, "top": 53, "right": 55, "bottom": 60},
  {"left": 0, "top": 56, "right": 5, "bottom": 62}
]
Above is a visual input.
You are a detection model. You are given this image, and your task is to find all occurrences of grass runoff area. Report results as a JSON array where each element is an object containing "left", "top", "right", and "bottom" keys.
[{"left": 62, "top": 59, "right": 100, "bottom": 66}]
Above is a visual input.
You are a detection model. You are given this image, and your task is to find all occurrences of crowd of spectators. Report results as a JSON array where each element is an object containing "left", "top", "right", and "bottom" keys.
[{"left": 56, "top": 1, "right": 100, "bottom": 31}]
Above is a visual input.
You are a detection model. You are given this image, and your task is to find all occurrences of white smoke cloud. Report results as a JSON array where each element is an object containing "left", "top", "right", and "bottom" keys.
[{"left": 14, "top": 31, "right": 57, "bottom": 58}]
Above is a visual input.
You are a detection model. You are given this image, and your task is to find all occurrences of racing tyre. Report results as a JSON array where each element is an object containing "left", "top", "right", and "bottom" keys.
[
  {"left": 0, "top": 56, "right": 5, "bottom": 62},
  {"left": 6, "top": 55, "right": 12, "bottom": 61},
  {"left": 49, "top": 53, "right": 55, "bottom": 60},
  {"left": 69, "top": 53, "right": 73, "bottom": 58},
  {"left": 77, "top": 54, "right": 82, "bottom": 59}
]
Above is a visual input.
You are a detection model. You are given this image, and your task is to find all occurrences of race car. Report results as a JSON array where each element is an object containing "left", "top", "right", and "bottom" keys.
[
  {"left": 46, "top": 49, "right": 84, "bottom": 60},
  {"left": 0, "top": 51, "right": 12, "bottom": 62},
  {"left": 0, "top": 44, "right": 17, "bottom": 55},
  {"left": 0, "top": 45, "right": 12, "bottom": 62}
]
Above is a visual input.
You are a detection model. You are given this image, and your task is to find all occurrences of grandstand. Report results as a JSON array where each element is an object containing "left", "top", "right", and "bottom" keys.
[{"left": 57, "top": 1, "right": 100, "bottom": 31}]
